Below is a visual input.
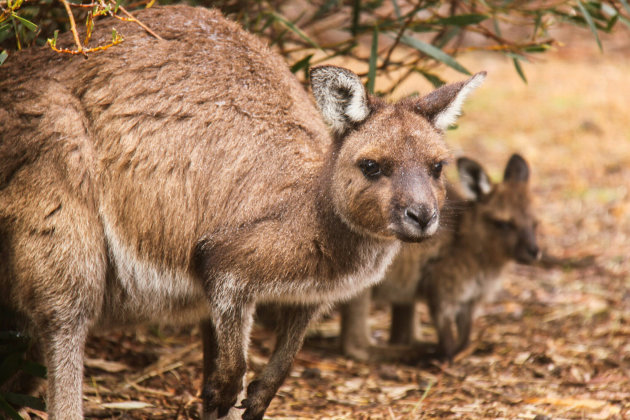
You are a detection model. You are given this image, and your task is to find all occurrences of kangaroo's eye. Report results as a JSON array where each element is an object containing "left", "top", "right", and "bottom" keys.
[
  {"left": 358, "top": 159, "right": 381, "bottom": 179},
  {"left": 431, "top": 160, "right": 445, "bottom": 179}
]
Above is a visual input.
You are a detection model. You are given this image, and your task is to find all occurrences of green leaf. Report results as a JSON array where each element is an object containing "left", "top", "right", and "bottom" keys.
[
  {"left": 0, "top": 50, "right": 6, "bottom": 66},
  {"left": 503, "top": 51, "right": 527, "bottom": 60},
  {"left": 434, "top": 26, "right": 460, "bottom": 49},
  {"left": 269, "top": 28, "right": 288, "bottom": 47},
  {"left": 114, "top": 0, "right": 123, "bottom": 13},
  {"left": 416, "top": 69, "right": 445, "bottom": 88},
  {"left": 258, "top": 15, "right": 275, "bottom": 32},
  {"left": 290, "top": 54, "right": 312, "bottom": 74},
  {"left": 11, "top": 13, "right": 37, "bottom": 32},
  {"left": 18, "top": 360, "right": 46, "bottom": 379},
  {"left": 0, "top": 395, "right": 23, "bottom": 420},
  {"left": 533, "top": 12, "right": 543, "bottom": 38},
  {"left": 0, "top": 353, "right": 23, "bottom": 384},
  {"left": 605, "top": 14, "right": 618, "bottom": 32},
  {"left": 269, "top": 12, "right": 321, "bottom": 50},
  {"left": 577, "top": 0, "right": 603, "bottom": 52},
  {"left": 493, "top": 16, "right": 502, "bottom": 36},
  {"left": 351, "top": 0, "right": 361, "bottom": 36},
  {"left": 512, "top": 57, "right": 527, "bottom": 83},
  {"left": 523, "top": 44, "right": 550, "bottom": 53},
  {"left": 2, "top": 393, "right": 45, "bottom": 411},
  {"left": 391, "top": 0, "right": 402, "bottom": 20},
  {"left": 406, "top": 23, "right": 433, "bottom": 33},
  {"left": 618, "top": 14, "right": 630, "bottom": 29},
  {"left": 433, "top": 14, "right": 488, "bottom": 26},
  {"left": 399, "top": 34, "right": 470, "bottom": 75},
  {"left": 112, "top": 28, "right": 119, "bottom": 42},
  {"left": 367, "top": 26, "right": 378, "bottom": 94}
]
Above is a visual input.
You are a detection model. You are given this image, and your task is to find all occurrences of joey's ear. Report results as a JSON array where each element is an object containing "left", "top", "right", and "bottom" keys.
[
  {"left": 503, "top": 153, "right": 530, "bottom": 183},
  {"left": 310, "top": 65, "right": 370, "bottom": 135},
  {"left": 415, "top": 72, "right": 486, "bottom": 131},
  {"left": 457, "top": 157, "right": 492, "bottom": 200}
]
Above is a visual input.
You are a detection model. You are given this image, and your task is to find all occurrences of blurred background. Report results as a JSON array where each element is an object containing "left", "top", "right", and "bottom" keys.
[{"left": 1, "top": 0, "right": 629, "bottom": 418}]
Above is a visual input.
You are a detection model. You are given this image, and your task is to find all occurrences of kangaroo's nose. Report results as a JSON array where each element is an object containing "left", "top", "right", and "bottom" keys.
[{"left": 404, "top": 206, "right": 437, "bottom": 230}]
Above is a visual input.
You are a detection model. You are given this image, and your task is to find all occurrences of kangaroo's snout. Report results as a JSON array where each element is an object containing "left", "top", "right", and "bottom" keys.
[
  {"left": 404, "top": 205, "right": 438, "bottom": 232},
  {"left": 394, "top": 201, "right": 440, "bottom": 241}
]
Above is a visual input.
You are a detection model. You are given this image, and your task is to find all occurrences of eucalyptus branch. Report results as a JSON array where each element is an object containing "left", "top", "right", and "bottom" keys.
[
  {"left": 381, "top": 1, "right": 426, "bottom": 70},
  {"left": 58, "top": 0, "right": 85, "bottom": 56},
  {"left": 113, "top": 2, "right": 163, "bottom": 40}
]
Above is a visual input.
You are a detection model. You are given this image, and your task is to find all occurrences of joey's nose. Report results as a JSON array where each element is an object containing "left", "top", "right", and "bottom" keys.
[
  {"left": 404, "top": 206, "right": 437, "bottom": 230},
  {"left": 528, "top": 244, "right": 541, "bottom": 260}
]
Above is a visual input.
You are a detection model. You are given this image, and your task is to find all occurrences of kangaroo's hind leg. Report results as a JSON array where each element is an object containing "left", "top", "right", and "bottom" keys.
[{"left": 2, "top": 178, "right": 106, "bottom": 419}]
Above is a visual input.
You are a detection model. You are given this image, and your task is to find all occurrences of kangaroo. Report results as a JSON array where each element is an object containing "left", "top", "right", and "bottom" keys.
[
  {"left": 341, "top": 154, "right": 539, "bottom": 361},
  {"left": 0, "top": 5, "right": 485, "bottom": 419}
]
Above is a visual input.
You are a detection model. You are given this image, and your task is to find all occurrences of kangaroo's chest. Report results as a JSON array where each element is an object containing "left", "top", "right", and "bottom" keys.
[{"left": 258, "top": 242, "right": 401, "bottom": 306}]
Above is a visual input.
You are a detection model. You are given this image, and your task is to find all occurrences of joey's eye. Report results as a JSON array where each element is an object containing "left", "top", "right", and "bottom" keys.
[
  {"left": 431, "top": 160, "right": 445, "bottom": 179},
  {"left": 358, "top": 159, "right": 381, "bottom": 179},
  {"left": 490, "top": 219, "right": 516, "bottom": 230}
]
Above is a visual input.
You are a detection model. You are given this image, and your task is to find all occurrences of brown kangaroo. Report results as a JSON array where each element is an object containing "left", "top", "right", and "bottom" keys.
[
  {"left": 341, "top": 154, "right": 539, "bottom": 361},
  {"left": 0, "top": 5, "right": 485, "bottom": 419}
]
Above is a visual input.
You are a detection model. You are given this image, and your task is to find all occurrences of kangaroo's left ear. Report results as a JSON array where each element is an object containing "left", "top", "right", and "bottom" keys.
[
  {"left": 415, "top": 72, "right": 486, "bottom": 131},
  {"left": 310, "top": 65, "right": 370, "bottom": 136},
  {"left": 457, "top": 156, "right": 492, "bottom": 200},
  {"left": 503, "top": 153, "right": 530, "bottom": 183}
]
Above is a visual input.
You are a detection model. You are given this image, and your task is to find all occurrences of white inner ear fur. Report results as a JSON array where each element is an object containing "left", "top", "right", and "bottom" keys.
[
  {"left": 313, "top": 69, "right": 369, "bottom": 134},
  {"left": 343, "top": 74, "right": 370, "bottom": 123},
  {"left": 434, "top": 72, "right": 486, "bottom": 131},
  {"left": 460, "top": 169, "right": 492, "bottom": 200}
]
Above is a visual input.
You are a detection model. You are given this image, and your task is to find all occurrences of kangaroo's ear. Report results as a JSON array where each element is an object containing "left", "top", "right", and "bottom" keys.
[
  {"left": 457, "top": 157, "right": 492, "bottom": 200},
  {"left": 415, "top": 72, "right": 486, "bottom": 131},
  {"left": 503, "top": 153, "right": 530, "bottom": 183},
  {"left": 310, "top": 65, "right": 370, "bottom": 135}
]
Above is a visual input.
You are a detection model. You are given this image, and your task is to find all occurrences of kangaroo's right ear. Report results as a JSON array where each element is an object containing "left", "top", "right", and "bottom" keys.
[
  {"left": 310, "top": 65, "right": 370, "bottom": 136},
  {"left": 457, "top": 157, "right": 492, "bottom": 200},
  {"left": 503, "top": 153, "right": 530, "bottom": 183}
]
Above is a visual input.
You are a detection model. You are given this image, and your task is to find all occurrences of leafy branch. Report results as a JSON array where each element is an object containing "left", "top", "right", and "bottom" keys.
[
  {"left": 1, "top": 0, "right": 161, "bottom": 59},
  {"left": 237, "top": 0, "right": 628, "bottom": 89}
]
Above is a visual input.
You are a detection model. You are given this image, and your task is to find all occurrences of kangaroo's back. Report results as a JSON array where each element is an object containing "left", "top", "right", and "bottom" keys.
[{"left": 0, "top": 6, "right": 330, "bottom": 282}]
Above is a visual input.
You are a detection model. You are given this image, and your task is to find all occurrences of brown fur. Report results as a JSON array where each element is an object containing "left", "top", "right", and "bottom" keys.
[
  {"left": 0, "top": 5, "right": 484, "bottom": 419},
  {"left": 341, "top": 155, "right": 539, "bottom": 361}
]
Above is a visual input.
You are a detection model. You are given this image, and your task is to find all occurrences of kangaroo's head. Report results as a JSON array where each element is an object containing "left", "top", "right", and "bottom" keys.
[
  {"left": 310, "top": 66, "right": 485, "bottom": 242},
  {"left": 457, "top": 154, "right": 540, "bottom": 264}
]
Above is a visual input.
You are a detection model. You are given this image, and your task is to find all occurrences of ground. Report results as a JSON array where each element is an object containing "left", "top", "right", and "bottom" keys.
[{"left": 19, "top": 26, "right": 630, "bottom": 420}]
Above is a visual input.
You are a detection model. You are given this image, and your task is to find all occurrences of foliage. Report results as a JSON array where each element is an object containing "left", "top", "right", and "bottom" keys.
[{"left": 0, "top": 0, "right": 628, "bottom": 88}]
